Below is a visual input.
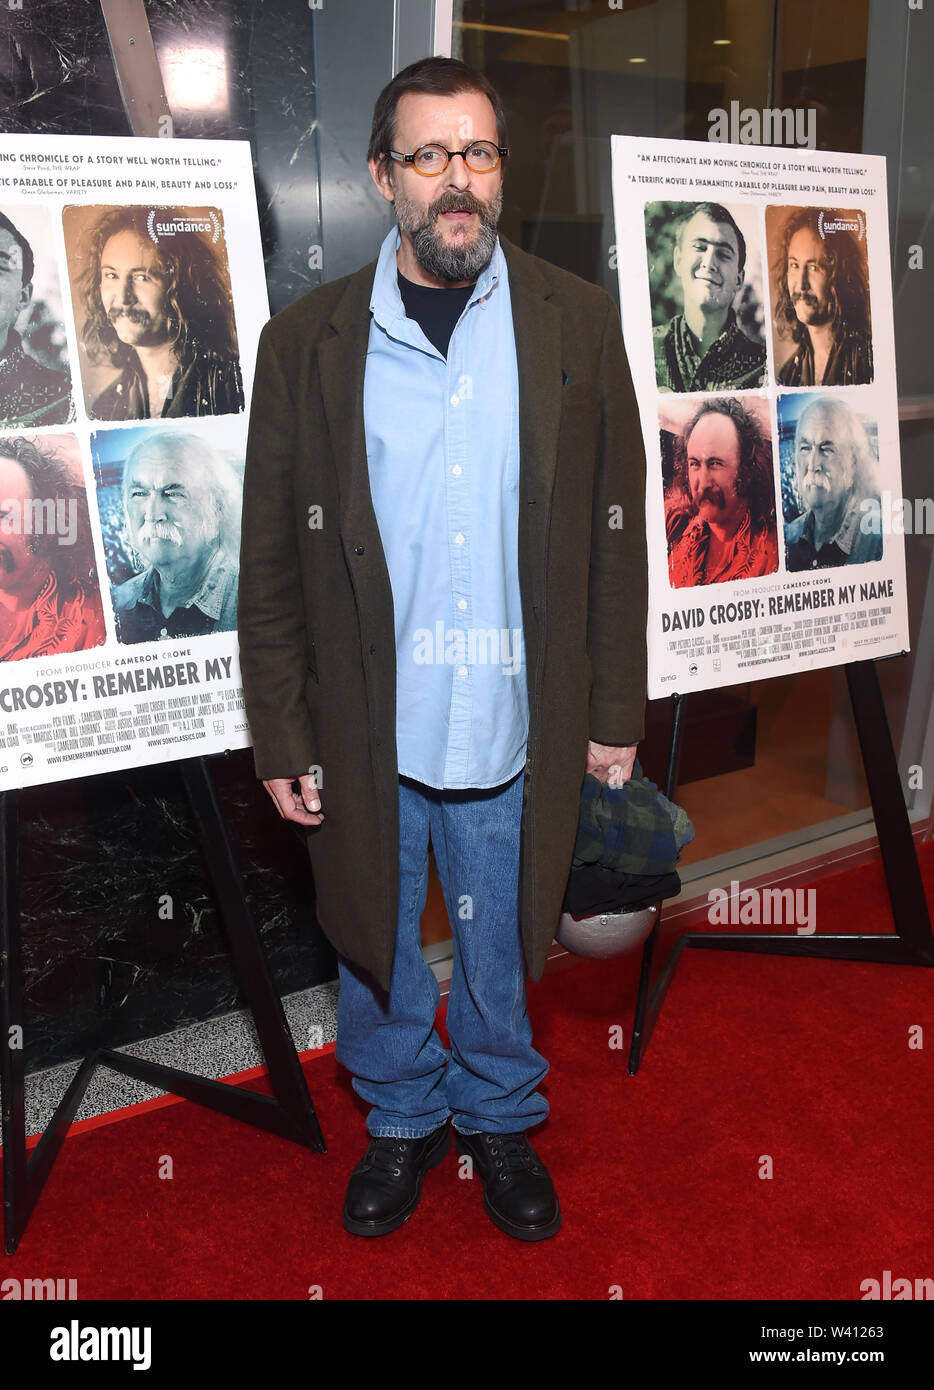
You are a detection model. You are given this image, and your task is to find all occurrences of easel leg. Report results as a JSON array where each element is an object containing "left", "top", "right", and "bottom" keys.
[
  {"left": 627, "top": 660, "right": 934, "bottom": 1079},
  {"left": 2, "top": 755, "right": 326, "bottom": 1254},
  {"left": 844, "top": 661, "right": 933, "bottom": 950},
  {"left": 628, "top": 694, "right": 687, "bottom": 1075},
  {"left": 690, "top": 660, "right": 934, "bottom": 963}
]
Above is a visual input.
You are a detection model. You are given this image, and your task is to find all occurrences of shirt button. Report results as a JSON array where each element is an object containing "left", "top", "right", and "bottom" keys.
[
  {"left": 459, "top": 666, "right": 468, "bottom": 677},
  {"left": 458, "top": 599, "right": 467, "bottom": 611},
  {"left": 454, "top": 533, "right": 464, "bottom": 545},
  {"left": 160, "top": 627, "right": 168, "bottom": 637},
  {"left": 450, "top": 393, "right": 459, "bottom": 406},
  {"left": 452, "top": 465, "right": 462, "bottom": 476}
]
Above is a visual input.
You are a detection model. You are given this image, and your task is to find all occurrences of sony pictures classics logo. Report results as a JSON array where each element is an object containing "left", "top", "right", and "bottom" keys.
[
  {"left": 146, "top": 209, "right": 221, "bottom": 244},
  {"left": 818, "top": 209, "right": 866, "bottom": 241}
]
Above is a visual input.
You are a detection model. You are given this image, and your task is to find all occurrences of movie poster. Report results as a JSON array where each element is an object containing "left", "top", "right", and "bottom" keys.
[
  {"left": 610, "top": 135, "right": 909, "bottom": 698},
  {"left": 0, "top": 134, "right": 265, "bottom": 789}
]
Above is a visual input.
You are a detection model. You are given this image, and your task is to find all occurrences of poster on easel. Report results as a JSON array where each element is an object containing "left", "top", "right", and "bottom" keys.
[
  {"left": 610, "top": 134, "right": 909, "bottom": 700},
  {"left": 0, "top": 134, "right": 266, "bottom": 789}
]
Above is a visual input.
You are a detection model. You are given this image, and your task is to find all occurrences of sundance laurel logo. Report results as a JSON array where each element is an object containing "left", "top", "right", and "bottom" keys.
[
  {"left": 819, "top": 210, "right": 865, "bottom": 242},
  {"left": 146, "top": 208, "right": 221, "bottom": 243}
]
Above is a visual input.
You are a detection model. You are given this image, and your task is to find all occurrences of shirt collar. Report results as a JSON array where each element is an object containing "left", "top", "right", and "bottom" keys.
[
  {"left": 369, "top": 223, "right": 504, "bottom": 333},
  {"left": 802, "top": 490, "right": 861, "bottom": 555},
  {"left": 133, "top": 546, "right": 234, "bottom": 621},
  {"left": 830, "top": 490, "right": 862, "bottom": 555},
  {"left": 680, "top": 307, "right": 738, "bottom": 355},
  {"left": 0, "top": 328, "right": 24, "bottom": 370},
  {"left": 689, "top": 504, "right": 752, "bottom": 548}
]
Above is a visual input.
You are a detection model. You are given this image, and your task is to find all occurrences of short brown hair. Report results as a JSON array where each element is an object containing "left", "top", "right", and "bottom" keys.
[{"left": 367, "top": 56, "right": 508, "bottom": 183}]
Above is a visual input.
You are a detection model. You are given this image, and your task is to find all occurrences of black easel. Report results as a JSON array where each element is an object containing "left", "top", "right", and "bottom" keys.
[
  {"left": 628, "top": 659, "right": 934, "bottom": 1075},
  {"left": 1, "top": 754, "right": 325, "bottom": 1255}
]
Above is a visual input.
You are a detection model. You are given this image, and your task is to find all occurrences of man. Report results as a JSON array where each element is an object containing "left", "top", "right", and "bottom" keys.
[
  {"left": 784, "top": 396, "right": 882, "bottom": 570},
  {"left": 76, "top": 206, "right": 244, "bottom": 420},
  {"left": 0, "top": 212, "right": 73, "bottom": 428},
  {"left": 111, "top": 431, "right": 240, "bottom": 643},
  {"left": 653, "top": 201, "right": 765, "bottom": 393},
  {"left": 238, "top": 57, "right": 647, "bottom": 1244},
  {"left": 0, "top": 436, "right": 104, "bottom": 661},
  {"left": 665, "top": 396, "right": 778, "bottom": 587},
  {"left": 773, "top": 207, "right": 873, "bottom": 386}
]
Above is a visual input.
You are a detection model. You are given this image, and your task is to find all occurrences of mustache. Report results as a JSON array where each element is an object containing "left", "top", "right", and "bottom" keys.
[
  {"left": 792, "top": 292, "right": 819, "bottom": 306},
  {"left": 108, "top": 307, "right": 153, "bottom": 326},
  {"left": 696, "top": 486, "right": 726, "bottom": 508},
  {"left": 431, "top": 191, "right": 487, "bottom": 219},
  {"left": 136, "top": 519, "right": 183, "bottom": 545}
]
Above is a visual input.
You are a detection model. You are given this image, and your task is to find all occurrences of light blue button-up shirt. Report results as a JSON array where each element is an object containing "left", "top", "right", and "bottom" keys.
[{"left": 363, "top": 225, "right": 529, "bottom": 790}]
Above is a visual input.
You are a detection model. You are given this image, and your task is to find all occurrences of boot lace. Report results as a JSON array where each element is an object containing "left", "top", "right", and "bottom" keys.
[
  {"left": 487, "top": 1133, "right": 541, "bottom": 1177},
  {"left": 365, "top": 1136, "right": 410, "bottom": 1176}
]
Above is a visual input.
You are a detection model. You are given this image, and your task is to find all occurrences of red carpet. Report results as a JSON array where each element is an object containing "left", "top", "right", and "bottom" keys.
[{"left": 2, "top": 844, "right": 932, "bottom": 1299}]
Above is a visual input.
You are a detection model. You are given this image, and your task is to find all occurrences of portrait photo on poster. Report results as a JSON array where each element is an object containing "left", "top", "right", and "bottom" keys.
[
  {"left": 659, "top": 393, "right": 779, "bottom": 589},
  {"left": 89, "top": 418, "right": 244, "bottom": 646},
  {"left": 777, "top": 391, "right": 883, "bottom": 572},
  {"left": 767, "top": 204, "right": 873, "bottom": 388},
  {"left": 644, "top": 199, "right": 767, "bottom": 394},
  {"left": 0, "top": 431, "right": 106, "bottom": 662},
  {"left": 0, "top": 204, "right": 75, "bottom": 428},
  {"left": 62, "top": 204, "right": 245, "bottom": 422}
]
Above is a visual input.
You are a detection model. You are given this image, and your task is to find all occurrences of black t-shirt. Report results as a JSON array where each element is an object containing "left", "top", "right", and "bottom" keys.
[{"left": 397, "top": 268, "right": 476, "bottom": 358}]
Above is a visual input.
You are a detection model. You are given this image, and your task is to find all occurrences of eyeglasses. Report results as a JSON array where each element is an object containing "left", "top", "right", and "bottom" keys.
[{"left": 388, "top": 141, "right": 509, "bottom": 176}]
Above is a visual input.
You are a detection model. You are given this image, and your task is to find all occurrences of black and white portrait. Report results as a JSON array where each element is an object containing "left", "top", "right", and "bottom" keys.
[
  {"left": 0, "top": 205, "right": 74, "bottom": 428},
  {"left": 646, "top": 200, "right": 767, "bottom": 394}
]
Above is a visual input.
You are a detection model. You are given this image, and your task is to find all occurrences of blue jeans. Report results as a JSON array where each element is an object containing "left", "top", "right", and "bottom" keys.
[{"left": 334, "top": 769, "right": 550, "bottom": 1138}]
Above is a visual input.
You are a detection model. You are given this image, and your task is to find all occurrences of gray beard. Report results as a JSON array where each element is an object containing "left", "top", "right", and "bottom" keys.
[{"left": 394, "top": 186, "right": 502, "bottom": 282}]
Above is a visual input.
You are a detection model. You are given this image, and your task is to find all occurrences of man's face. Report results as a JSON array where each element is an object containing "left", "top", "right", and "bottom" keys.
[
  {"left": 374, "top": 90, "right": 504, "bottom": 282},
  {"left": 99, "top": 229, "right": 172, "bottom": 348},
  {"left": 124, "top": 447, "right": 214, "bottom": 568},
  {"left": 0, "top": 455, "right": 46, "bottom": 595},
  {"left": 795, "top": 405, "right": 854, "bottom": 514},
  {"left": 0, "top": 228, "right": 32, "bottom": 348},
  {"left": 786, "top": 226, "right": 832, "bottom": 327},
  {"left": 673, "top": 211, "right": 744, "bottom": 319},
  {"left": 685, "top": 410, "right": 746, "bottom": 529}
]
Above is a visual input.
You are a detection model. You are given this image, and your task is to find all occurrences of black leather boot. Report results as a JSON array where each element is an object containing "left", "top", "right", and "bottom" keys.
[
  {"left": 454, "top": 1129, "right": 561, "bottom": 1241},
  {"left": 343, "top": 1121, "right": 450, "bottom": 1236}
]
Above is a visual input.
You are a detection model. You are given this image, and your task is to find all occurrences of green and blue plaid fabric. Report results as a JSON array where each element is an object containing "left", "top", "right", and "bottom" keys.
[{"left": 571, "top": 760, "right": 694, "bottom": 874}]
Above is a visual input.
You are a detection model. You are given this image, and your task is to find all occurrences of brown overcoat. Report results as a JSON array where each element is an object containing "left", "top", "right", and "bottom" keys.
[{"left": 237, "top": 233, "right": 647, "bottom": 994}]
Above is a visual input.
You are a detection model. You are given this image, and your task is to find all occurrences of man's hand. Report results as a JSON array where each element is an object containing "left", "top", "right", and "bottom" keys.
[
  {"left": 586, "top": 741, "right": 638, "bottom": 788},
  {"left": 263, "top": 775, "right": 324, "bottom": 826}
]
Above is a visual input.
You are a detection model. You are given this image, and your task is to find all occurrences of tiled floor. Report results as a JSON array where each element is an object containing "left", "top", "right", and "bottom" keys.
[{"left": 23, "top": 980, "right": 340, "bottom": 1137}]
